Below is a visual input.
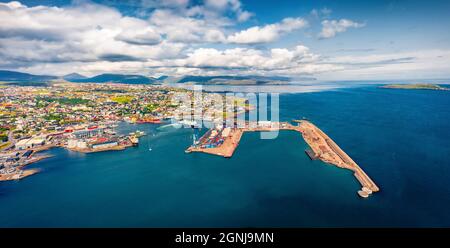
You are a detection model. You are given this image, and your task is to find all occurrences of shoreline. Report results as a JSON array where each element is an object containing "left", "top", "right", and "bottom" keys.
[
  {"left": 66, "top": 144, "right": 130, "bottom": 153},
  {"left": 0, "top": 168, "right": 40, "bottom": 182},
  {"left": 0, "top": 153, "right": 53, "bottom": 182},
  {"left": 297, "top": 121, "right": 379, "bottom": 196}
]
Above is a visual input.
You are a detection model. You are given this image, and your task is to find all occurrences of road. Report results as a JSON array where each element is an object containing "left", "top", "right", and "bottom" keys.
[{"left": 0, "top": 131, "right": 16, "bottom": 151}]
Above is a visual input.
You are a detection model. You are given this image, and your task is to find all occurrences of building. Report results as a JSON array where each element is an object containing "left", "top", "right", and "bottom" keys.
[
  {"left": 221, "top": 127, "right": 231, "bottom": 138},
  {"left": 91, "top": 141, "right": 118, "bottom": 150},
  {"left": 72, "top": 128, "right": 104, "bottom": 139},
  {"left": 67, "top": 139, "right": 88, "bottom": 149},
  {"left": 15, "top": 137, "right": 46, "bottom": 150}
]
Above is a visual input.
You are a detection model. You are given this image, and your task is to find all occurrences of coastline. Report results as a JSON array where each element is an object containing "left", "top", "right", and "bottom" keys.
[
  {"left": 0, "top": 153, "right": 53, "bottom": 182},
  {"left": 297, "top": 121, "right": 379, "bottom": 197},
  {"left": 186, "top": 120, "right": 379, "bottom": 197},
  {"left": 66, "top": 144, "right": 129, "bottom": 153},
  {"left": 0, "top": 168, "right": 40, "bottom": 182}
]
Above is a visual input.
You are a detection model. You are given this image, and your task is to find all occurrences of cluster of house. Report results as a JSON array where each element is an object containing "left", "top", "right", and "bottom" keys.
[{"left": 0, "top": 150, "right": 33, "bottom": 176}]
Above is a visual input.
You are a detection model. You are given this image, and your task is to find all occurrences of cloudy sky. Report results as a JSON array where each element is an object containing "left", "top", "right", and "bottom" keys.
[{"left": 1, "top": 0, "right": 450, "bottom": 80}]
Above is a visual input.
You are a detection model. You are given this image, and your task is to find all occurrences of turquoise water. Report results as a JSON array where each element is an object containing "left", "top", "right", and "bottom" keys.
[{"left": 1, "top": 85, "right": 450, "bottom": 227}]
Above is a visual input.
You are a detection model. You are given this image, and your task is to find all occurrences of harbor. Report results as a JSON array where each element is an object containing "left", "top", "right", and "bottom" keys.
[
  {"left": 0, "top": 149, "right": 52, "bottom": 182},
  {"left": 186, "top": 120, "right": 379, "bottom": 197},
  {"left": 1, "top": 122, "right": 147, "bottom": 180}
]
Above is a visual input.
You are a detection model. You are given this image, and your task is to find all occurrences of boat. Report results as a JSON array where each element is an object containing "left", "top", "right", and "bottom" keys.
[
  {"left": 136, "top": 118, "right": 162, "bottom": 124},
  {"left": 357, "top": 190, "right": 370, "bottom": 198},
  {"left": 129, "top": 136, "right": 139, "bottom": 146},
  {"left": 135, "top": 130, "right": 146, "bottom": 137}
]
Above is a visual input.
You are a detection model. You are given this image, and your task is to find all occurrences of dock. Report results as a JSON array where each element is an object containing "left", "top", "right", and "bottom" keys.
[
  {"left": 305, "top": 149, "right": 318, "bottom": 160},
  {"left": 185, "top": 120, "right": 379, "bottom": 197},
  {"left": 67, "top": 145, "right": 128, "bottom": 153}
]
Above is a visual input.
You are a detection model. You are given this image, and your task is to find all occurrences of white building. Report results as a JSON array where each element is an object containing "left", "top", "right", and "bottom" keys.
[{"left": 15, "top": 137, "right": 46, "bottom": 150}]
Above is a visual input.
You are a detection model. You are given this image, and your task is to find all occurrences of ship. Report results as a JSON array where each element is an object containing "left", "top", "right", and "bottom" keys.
[
  {"left": 136, "top": 117, "right": 162, "bottom": 124},
  {"left": 129, "top": 130, "right": 146, "bottom": 137},
  {"left": 129, "top": 136, "right": 139, "bottom": 146}
]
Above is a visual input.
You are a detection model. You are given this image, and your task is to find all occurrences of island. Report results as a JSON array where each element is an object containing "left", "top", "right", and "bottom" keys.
[{"left": 380, "top": 83, "right": 449, "bottom": 91}]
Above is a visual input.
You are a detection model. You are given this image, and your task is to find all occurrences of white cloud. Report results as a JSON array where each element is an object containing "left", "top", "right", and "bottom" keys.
[
  {"left": 320, "top": 49, "right": 450, "bottom": 80},
  {"left": 146, "top": 44, "right": 338, "bottom": 77},
  {"left": 140, "top": 0, "right": 190, "bottom": 9},
  {"left": 227, "top": 17, "right": 308, "bottom": 44},
  {"left": 1, "top": 1, "right": 448, "bottom": 80},
  {"left": 319, "top": 19, "right": 365, "bottom": 39},
  {"left": 310, "top": 7, "right": 332, "bottom": 19},
  {"left": 204, "top": 0, "right": 253, "bottom": 22},
  {"left": 0, "top": 2, "right": 186, "bottom": 65},
  {"left": 148, "top": 9, "right": 228, "bottom": 43},
  {"left": 115, "top": 27, "right": 161, "bottom": 45}
]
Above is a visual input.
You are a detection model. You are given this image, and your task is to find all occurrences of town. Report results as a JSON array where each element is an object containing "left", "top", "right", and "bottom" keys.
[{"left": 0, "top": 82, "right": 250, "bottom": 181}]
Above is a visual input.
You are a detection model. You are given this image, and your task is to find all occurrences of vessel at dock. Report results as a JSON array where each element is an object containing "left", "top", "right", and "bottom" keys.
[
  {"left": 129, "top": 130, "right": 146, "bottom": 137},
  {"left": 129, "top": 136, "right": 139, "bottom": 146},
  {"left": 136, "top": 118, "right": 162, "bottom": 124}
]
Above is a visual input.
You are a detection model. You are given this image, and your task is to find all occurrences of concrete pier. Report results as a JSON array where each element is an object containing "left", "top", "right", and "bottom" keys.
[{"left": 186, "top": 120, "right": 379, "bottom": 197}]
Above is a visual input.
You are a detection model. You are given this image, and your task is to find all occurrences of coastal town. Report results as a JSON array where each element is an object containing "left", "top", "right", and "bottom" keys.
[
  {"left": 1, "top": 81, "right": 378, "bottom": 198},
  {"left": 0, "top": 82, "right": 249, "bottom": 181}
]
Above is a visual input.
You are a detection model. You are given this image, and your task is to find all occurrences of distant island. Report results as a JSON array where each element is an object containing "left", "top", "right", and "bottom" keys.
[{"left": 380, "top": 83, "right": 449, "bottom": 91}]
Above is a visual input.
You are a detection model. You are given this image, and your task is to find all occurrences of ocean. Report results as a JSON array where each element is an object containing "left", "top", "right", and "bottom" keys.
[{"left": 1, "top": 84, "right": 450, "bottom": 227}]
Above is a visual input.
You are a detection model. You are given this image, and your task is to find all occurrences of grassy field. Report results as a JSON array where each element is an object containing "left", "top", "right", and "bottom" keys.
[
  {"left": 0, "top": 142, "right": 11, "bottom": 150},
  {"left": 111, "top": 96, "right": 134, "bottom": 104}
]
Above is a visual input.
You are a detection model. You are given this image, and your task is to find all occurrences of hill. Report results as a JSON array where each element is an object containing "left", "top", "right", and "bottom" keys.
[
  {"left": 0, "top": 70, "right": 57, "bottom": 82},
  {"left": 68, "top": 74, "right": 157, "bottom": 84},
  {"left": 176, "top": 75, "right": 292, "bottom": 85},
  {"left": 63, "top": 73, "right": 87, "bottom": 81}
]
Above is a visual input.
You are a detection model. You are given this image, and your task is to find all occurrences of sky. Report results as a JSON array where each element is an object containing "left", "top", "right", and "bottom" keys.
[{"left": 0, "top": 0, "right": 450, "bottom": 80}]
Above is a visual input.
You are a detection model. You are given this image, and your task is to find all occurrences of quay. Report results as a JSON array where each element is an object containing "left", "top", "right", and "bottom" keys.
[
  {"left": 0, "top": 151, "right": 51, "bottom": 182},
  {"left": 305, "top": 149, "right": 318, "bottom": 160},
  {"left": 66, "top": 144, "right": 130, "bottom": 153},
  {"left": 0, "top": 168, "right": 39, "bottom": 182},
  {"left": 185, "top": 120, "right": 379, "bottom": 197}
]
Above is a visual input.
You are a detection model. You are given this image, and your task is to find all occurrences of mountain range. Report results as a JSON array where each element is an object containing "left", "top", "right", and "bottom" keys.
[
  {"left": 62, "top": 73, "right": 87, "bottom": 81},
  {"left": 68, "top": 73, "right": 160, "bottom": 84},
  {"left": 0, "top": 70, "right": 309, "bottom": 85},
  {"left": 0, "top": 70, "right": 58, "bottom": 82}
]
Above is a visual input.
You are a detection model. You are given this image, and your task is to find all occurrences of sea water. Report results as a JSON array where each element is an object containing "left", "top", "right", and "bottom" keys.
[{"left": 0, "top": 84, "right": 449, "bottom": 227}]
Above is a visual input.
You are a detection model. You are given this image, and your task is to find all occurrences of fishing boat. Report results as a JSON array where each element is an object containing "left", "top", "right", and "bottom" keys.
[
  {"left": 129, "top": 136, "right": 139, "bottom": 146},
  {"left": 136, "top": 117, "right": 162, "bottom": 124},
  {"left": 135, "top": 130, "right": 146, "bottom": 137}
]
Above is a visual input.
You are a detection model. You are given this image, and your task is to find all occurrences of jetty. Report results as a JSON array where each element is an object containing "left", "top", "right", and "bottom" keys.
[
  {"left": 186, "top": 120, "right": 379, "bottom": 197},
  {"left": 67, "top": 144, "right": 129, "bottom": 153}
]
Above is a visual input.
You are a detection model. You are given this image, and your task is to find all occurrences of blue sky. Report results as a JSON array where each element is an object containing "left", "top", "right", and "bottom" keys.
[{"left": 1, "top": 0, "right": 449, "bottom": 80}]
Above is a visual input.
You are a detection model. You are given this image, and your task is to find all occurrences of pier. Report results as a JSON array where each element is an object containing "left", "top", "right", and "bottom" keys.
[{"left": 186, "top": 120, "right": 379, "bottom": 197}]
